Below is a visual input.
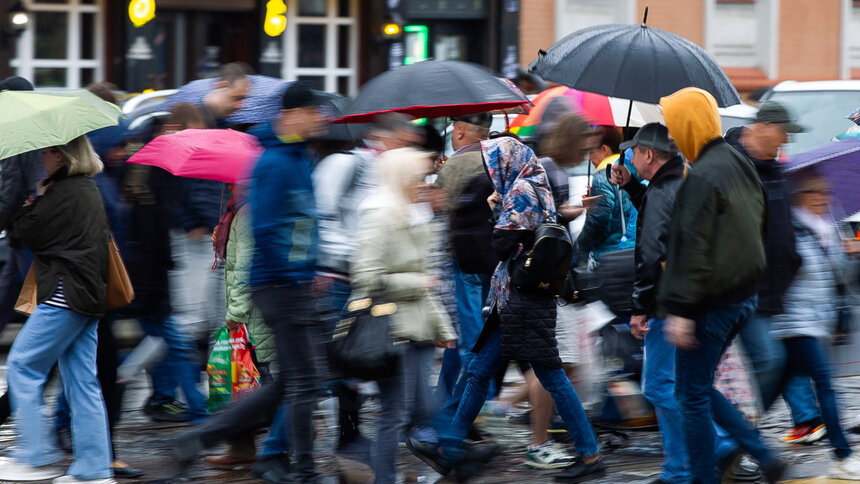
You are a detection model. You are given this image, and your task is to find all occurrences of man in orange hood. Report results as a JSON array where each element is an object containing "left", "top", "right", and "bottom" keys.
[{"left": 657, "top": 88, "right": 785, "bottom": 484}]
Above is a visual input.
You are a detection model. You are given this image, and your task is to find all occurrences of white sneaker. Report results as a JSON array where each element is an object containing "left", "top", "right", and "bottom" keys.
[
  {"left": 828, "top": 452, "right": 860, "bottom": 480},
  {"left": 53, "top": 476, "right": 117, "bottom": 484},
  {"left": 524, "top": 441, "right": 576, "bottom": 469},
  {"left": 0, "top": 458, "right": 64, "bottom": 481}
]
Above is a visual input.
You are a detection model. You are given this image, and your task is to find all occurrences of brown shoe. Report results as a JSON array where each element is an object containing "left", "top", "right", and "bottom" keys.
[{"left": 203, "top": 454, "right": 256, "bottom": 470}]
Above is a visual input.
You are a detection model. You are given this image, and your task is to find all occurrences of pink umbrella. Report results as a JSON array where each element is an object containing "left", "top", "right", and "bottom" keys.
[{"left": 127, "top": 129, "right": 263, "bottom": 184}]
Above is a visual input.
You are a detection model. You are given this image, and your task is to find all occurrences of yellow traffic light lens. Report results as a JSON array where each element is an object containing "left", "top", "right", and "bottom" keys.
[{"left": 383, "top": 23, "right": 401, "bottom": 36}]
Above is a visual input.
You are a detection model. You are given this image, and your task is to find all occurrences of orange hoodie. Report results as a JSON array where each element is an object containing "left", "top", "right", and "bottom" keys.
[{"left": 659, "top": 87, "right": 721, "bottom": 163}]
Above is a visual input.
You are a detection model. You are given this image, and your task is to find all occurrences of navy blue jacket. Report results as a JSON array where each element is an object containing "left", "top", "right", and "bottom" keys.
[{"left": 248, "top": 123, "right": 318, "bottom": 286}]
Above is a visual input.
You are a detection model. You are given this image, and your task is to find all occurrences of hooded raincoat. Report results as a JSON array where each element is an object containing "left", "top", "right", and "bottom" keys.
[{"left": 657, "top": 88, "right": 767, "bottom": 319}]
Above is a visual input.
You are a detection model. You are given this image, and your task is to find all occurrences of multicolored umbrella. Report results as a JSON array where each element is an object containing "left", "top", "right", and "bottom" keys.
[
  {"left": 508, "top": 86, "right": 663, "bottom": 137},
  {"left": 127, "top": 129, "right": 262, "bottom": 184},
  {"left": 0, "top": 90, "right": 123, "bottom": 159}
]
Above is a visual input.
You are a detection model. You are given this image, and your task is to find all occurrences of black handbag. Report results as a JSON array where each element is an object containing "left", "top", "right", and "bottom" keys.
[
  {"left": 327, "top": 297, "right": 402, "bottom": 381},
  {"left": 510, "top": 182, "right": 573, "bottom": 295},
  {"left": 593, "top": 248, "right": 636, "bottom": 316}
]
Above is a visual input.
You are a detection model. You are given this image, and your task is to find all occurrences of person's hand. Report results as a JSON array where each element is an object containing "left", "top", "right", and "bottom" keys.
[
  {"left": 629, "top": 314, "right": 649, "bottom": 339},
  {"left": 22, "top": 195, "right": 35, "bottom": 207},
  {"left": 581, "top": 194, "right": 603, "bottom": 211},
  {"left": 428, "top": 186, "right": 447, "bottom": 213},
  {"left": 435, "top": 340, "right": 457, "bottom": 349},
  {"left": 423, "top": 275, "right": 440, "bottom": 292},
  {"left": 36, "top": 178, "right": 52, "bottom": 197},
  {"left": 225, "top": 320, "right": 241, "bottom": 331},
  {"left": 611, "top": 164, "right": 632, "bottom": 186},
  {"left": 310, "top": 275, "right": 332, "bottom": 298},
  {"left": 664, "top": 314, "right": 698, "bottom": 350},
  {"left": 558, "top": 203, "right": 585, "bottom": 221},
  {"left": 487, "top": 191, "right": 501, "bottom": 210},
  {"left": 844, "top": 239, "right": 860, "bottom": 256},
  {"left": 186, "top": 227, "right": 210, "bottom": 240}
]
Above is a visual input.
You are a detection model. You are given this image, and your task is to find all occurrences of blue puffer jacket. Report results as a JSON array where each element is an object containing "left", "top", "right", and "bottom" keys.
[
  {"left": 771, "top": 212, "right": 854, "bottom": 340},
  {"left": 248, "top": 123, "right": 318, "bottom": 286}
]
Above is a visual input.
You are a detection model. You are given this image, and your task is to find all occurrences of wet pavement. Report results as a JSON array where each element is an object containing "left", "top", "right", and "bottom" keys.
[{"left": 0, "top": 356, "right": 856, "bottom": 483}]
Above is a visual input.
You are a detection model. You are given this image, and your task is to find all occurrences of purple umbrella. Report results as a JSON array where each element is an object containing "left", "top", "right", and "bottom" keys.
[{"left": 785, "top": 138, "right": 860, "bottom": 217}]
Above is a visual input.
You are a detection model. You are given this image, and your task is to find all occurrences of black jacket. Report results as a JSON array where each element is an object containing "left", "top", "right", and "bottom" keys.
[
  {"left": 473, "top": 229, "right": 562, "bottom": 369},
  {"left": 0, "top": 150, "right": 46, "bottom": 245},
  {"left": 725, "top": 127, "right": 800, "bottom": 314},
  {"left": 15, "top": 175, "right": 109, "bottom": 318},
  {"left": 622, "top": 156, "right": 686, "bottom": 317},
  {"left": 658, "top": 138, "right": 767, "bottom": 318}
]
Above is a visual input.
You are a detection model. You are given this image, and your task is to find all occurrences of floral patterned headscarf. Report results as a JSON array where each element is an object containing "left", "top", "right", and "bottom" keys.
[{"left": 482, "top": 137, "right": 555, "bottom": 307}]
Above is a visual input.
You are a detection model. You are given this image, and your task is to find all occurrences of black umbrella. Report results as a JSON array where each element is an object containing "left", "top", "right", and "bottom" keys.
[
  {"left": 314, "top": 90, "right": 368, "bottom": 141},
  {"left": 528, "top": 18, "right": 741, "bottom": 107},
  {"left": 332, "top": 60, "right": 530, "bottom": 124}
]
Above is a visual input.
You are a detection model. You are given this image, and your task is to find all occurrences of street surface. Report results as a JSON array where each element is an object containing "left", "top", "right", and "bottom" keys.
[{"left": 0, "top": 353, "right": 856, "bottom": 483}]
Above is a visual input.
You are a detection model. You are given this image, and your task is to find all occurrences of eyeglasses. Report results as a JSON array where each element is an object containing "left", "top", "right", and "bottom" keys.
[{"left": 798, "top": 189, "right": 832, "bottom": 196}]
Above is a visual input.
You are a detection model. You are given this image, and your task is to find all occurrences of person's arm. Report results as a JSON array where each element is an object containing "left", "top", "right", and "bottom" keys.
[
  {"left": 0, "top": 154, "right": 27, "bottom": 231},
  {"left": 250, "top": 157, "right": 292, "bottom": 276},
  {"left": 491, "top": 228, "right": 533, "bottom": 262},
  {"left": 351, "top": 209, "right": 428, "bottom": 300},
  {"left": 631, "top": 188, "right": 674, "bottom": 316},
  {"left": 658, "top": 175, "right": 719, "bottom": 318},
  {"left": 225, "top": 209, "right": 254, "bottom": 324}
]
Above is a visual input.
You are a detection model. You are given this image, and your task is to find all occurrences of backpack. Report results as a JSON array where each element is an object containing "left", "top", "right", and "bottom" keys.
[
  {"left": 510, "top": 181, "right": 573, "bottom": 295},
  {"left": 450, "top": 174, "right": 497, "bottom": 274}
]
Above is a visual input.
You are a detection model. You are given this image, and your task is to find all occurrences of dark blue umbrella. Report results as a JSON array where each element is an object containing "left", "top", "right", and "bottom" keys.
[
  {"left": 162, "top": 75, "right": 289, "bottom": 125},
  {"left": 528, "top": 21, "right": 741, "bottom": 107},
  {"left": 785, "top": 138, "right": 860, "bottom": 217}
]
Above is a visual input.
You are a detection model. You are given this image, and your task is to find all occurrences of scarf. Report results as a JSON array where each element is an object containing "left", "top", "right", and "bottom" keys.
[{"left": 212, "top": 195, "right": 247, "bottom": 269}]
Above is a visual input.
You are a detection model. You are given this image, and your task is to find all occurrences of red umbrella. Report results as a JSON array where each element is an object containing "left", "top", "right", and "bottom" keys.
[{"left": 127, "top": 129, "right": 263, "bottom": 184}]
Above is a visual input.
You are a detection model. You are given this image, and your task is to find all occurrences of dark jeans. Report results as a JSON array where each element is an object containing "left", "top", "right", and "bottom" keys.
[
  {"left": 0, "top": 246, "right": 33, "bottom": 335},
  {"left": 763, "top": 336, "right": 853, "bottom": 460},
  {"left": 675, "top": 298, "right": 775, "bottom": 484},
  {"left": 252, "top": 283, "right": 325, "bottom": 483}
]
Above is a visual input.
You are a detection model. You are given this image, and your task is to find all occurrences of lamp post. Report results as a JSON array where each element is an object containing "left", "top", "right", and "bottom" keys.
[{"left": 1, "top": 0, "right": 29, "bottom": 79}]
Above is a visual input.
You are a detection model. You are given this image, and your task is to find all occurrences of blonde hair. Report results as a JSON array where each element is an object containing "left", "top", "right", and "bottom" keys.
[
  {"left": 377, "top": 147, "right": 433, "bottom": 208},
  {"left": 56, "top": 135, "right": 104, "bottom": 176},
  {"left": 540, "top": 113, "right": 594, "bottom": 168}
]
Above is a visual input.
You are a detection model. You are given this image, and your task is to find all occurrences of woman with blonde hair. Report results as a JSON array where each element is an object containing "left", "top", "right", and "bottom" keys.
[
  {"left": 0, "top": 135, "right": 115, "bottom": 484},
  {"left": 350, "top": 147, "right": 457, "bottom": 484}
]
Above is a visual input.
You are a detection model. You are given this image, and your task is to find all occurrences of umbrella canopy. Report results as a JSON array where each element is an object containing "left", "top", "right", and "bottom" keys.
[
  {"left": 127, "top": 129, "right": 263, "bottom": 184},
  {"left": 332, "top": 60, "right": 530, "bottom": 124},
  {"left": 785, "top": 138, "right": 860, "bottom": 217},
  {"left": 315, "top": 90, "right": 369, "bottom": 141},
  {"left": 529, "top": 23, "right": 741, "bottom": 107},
  {"left": 162, "top": 75, "right": 289, "bottom": 125},
  {"left": 0, "top": 90, "right": 123, "bottom": 159},
  {"left": 509, "top": 85, "right": 663, "bottom": 137}
]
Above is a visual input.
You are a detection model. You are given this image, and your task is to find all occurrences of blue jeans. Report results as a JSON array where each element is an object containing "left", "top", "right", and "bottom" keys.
[
  {"left": 374, "top": 343, "right": 436, "bottom": 484},
  {"left": 675, "top": 299, "right": 775, "bottom": 484},
  {"left": 8, "top": 304, "right": 112, "bottom": 479},
  {"left": 259, "top": 403, "right": 290, "bottom": 458},
  {"left": 138, "top": 316, "right": 209, "bottom": 421},
  {"left": 771, "top": 337, "right": 853, "bottom": 459},
  {"left": 436, "top": 262, "right": 490, "bottom": 401},
  {"left": 740, "top": 313, "right": 819, "bottom": 424},
  {"left": 439, "top": 326, "right": 600, "bottom": 460},
  {"left": 644, "top": 318, "right": 735, "bottom": 483}
]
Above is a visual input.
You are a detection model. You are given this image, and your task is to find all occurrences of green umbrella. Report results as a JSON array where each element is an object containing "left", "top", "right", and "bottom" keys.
[{"left": 0, "top": 89, "right": 123, "bottom": 160}]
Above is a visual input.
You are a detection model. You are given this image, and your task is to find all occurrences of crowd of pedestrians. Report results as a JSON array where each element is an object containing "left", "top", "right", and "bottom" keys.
[{"left": 0, "top": 62, "right": 857, "bottom": 484}]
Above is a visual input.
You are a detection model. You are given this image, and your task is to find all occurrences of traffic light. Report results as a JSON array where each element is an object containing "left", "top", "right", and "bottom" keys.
[
  {"left": 264, "top": 0, "right": 287, "bottom": 37},
  {"left": 382, "top": 23, "right": 401, "bottom": 38},
  {"left": 128, "top": 0, "right": 155, "bottom": 28}
]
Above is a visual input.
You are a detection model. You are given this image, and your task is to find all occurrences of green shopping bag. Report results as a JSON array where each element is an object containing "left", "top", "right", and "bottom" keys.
[{"left": 207, "top": 325, "right": 233, "bottom": 412}]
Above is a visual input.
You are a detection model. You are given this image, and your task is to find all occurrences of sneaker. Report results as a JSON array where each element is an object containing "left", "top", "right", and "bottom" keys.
[
  {"left": 828, "top": 452, "right": 860, "bottom": 480},
  {"left": 525, "top": 441, "right": 576, "bottom": 469},
  {"left": 405, "top": 438, "right": 453, "bottom": 476},
  {"left": 730, "top": 455, "right": 762, "bottom": 482},
  {"left": 553, "top": 456, "right": 606, "bottom": 482},
  {"left": 784, "top": 419, "right": 826, "bottom": 444},
  {"left": 53, "top": 476, "right": 117, "bottom": 484},
  {"left": 144, "top": 401, "right": 190, "bottom": 423},
  {"left": 250, "top": 455, "right": 294, "bottom": 484},
  {"left": 0, "top": 459, "right": 64, "bottom": 481}
]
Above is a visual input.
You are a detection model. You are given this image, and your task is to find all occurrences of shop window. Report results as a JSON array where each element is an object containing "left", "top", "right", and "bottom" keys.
[{"left": 12, "top": 0, "right": 103, "bottom": 88}]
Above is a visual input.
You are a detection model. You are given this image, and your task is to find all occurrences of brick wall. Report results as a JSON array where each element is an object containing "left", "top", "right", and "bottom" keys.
[
  {"left": 778, "top": 0, "right": 841, "bottom": 80},
  {"left": 519, "top": 0, "right": 556, "bottom": 65},
  {"left": 636, "top": 0, "right": 705, "bottom": 46}
]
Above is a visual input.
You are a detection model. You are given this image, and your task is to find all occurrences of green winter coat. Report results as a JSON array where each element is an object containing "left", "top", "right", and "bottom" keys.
[{"left": 225, "top": 205, "right": 275, "bottom": 363}]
